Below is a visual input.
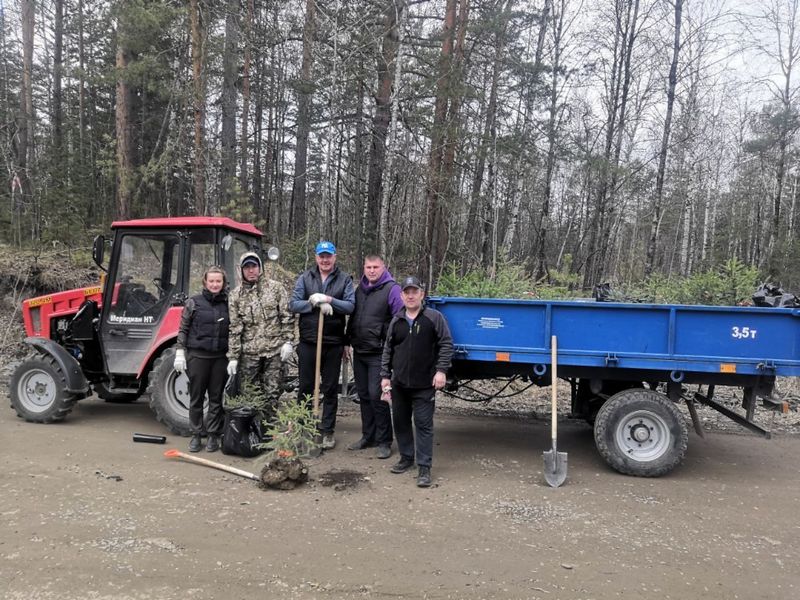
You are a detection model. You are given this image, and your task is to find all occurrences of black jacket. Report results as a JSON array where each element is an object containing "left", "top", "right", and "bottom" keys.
[
  {"left": 291, "top": 266, "right": 354, "bottom": 345},
  {"left": 381, "top": 306, "right": 453, "bottom": 388},
  {"left": 346, "top": 279, "right": 398, "bottom": 354},
  {"left": 177, "top": 288, "right": 229, "bottom": 357}
]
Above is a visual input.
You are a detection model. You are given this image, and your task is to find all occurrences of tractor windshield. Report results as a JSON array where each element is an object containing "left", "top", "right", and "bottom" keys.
[{"left": 108, "top": 234, "right": 179, "bottom": 323}]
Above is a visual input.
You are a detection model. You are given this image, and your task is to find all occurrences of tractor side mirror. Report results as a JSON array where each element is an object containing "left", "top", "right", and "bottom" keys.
[
  {"left": 92, "top": 235, "right": 107, "bottom": 271},
  {"left": 266, "top": 246, "right": 280, "bottom": 261}
]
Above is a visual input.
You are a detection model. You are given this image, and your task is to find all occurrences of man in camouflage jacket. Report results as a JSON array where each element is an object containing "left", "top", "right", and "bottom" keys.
[{"left": 227, "top": 251, "right": 295, "bottom": 409}]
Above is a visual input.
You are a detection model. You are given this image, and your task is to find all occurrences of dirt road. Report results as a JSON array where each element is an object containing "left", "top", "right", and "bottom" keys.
[{"left": 1, "top": 396, "right": 799, "bottom": 600}]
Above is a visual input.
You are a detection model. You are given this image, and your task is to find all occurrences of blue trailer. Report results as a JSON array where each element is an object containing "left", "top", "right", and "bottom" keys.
[{"left": 427, "top": 296, "right": 800, "bottom": 477}]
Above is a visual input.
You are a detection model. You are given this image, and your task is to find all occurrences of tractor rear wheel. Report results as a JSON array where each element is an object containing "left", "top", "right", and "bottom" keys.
[
  {"left": 146, "top": 348, "right": 192, "bottom": 436},
  {"left": 9, "top": 355, "right": 78, "bottom": 423},
  {"left": 594, "top": 388, "right": 688, "bottom": 477}
]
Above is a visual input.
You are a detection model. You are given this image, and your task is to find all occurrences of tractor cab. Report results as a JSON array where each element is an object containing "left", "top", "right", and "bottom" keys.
[
  {"left": 11, "top": 216, "right": 272, "bottom": 435},
  {"left": 93, "top": 217, "right": 263, "bottom": 380}
]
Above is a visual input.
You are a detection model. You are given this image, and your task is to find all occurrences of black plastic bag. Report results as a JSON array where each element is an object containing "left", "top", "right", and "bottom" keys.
[
  {"left": 752, "top": 283, "right": 799, "bottom": 308},
  {"left": 221, "top": 406, "right": 265, "bottom": 457}
]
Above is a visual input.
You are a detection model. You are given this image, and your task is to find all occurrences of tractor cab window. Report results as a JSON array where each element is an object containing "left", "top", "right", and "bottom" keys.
[
  {"left": 186, "top": 229, "right": 218, "bottom": 297},
  {"left": 109, "top": 234, "right": 179, "bottom": 324}
]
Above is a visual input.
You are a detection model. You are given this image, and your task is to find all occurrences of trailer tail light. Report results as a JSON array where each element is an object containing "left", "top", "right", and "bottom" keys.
[
  {"left": 495, "top": 352, "right": 510, "bottom": 362},
  {"left": 719, "top": 363, "right": 736, "bottom": 373}
]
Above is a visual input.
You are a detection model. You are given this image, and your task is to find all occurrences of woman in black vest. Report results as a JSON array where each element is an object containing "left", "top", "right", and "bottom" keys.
[{"left": 174, "top": 266, "right": 230, "bottom": 453}]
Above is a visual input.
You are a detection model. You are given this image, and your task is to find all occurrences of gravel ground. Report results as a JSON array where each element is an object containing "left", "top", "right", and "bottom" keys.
[{"left": 1, "top": 392, "right": 799, "bottom": 600}]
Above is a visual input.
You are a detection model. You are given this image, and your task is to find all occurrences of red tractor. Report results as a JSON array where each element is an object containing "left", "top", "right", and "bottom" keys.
[{"left": 9, "top": 216, "right": 276, "bottom": 435}]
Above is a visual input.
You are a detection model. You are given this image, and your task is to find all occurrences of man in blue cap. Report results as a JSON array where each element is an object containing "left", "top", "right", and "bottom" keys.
[{"left": 289, "top": 241, "right": 355, "bottom": 450}]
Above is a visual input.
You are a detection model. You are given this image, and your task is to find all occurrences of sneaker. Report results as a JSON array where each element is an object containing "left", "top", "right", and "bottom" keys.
[
  {"left": 321, "top": 434, "right": 336, "bottom": 450},
  {"left": 417, "top": 466, "right": 432, "bottom": 488},
  {"left": 376, "top": 444, "right": 392, "bottom": 459},
  {"left": 390, "top": 457, "right": 414, "bottom": 474},
  {"left": 188, "top": 435, "right": 202, "bottom": 453},
  {"left": 346, "top": 437, "right": 374, "bottom": 451},
  {"left": 206, "top": 435, "right": 220, "bottom": 453}
]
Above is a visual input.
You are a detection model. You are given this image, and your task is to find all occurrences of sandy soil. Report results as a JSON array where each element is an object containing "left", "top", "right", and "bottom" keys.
[{"left": 1, "top": 394, "right": 799, "bottom": 600}]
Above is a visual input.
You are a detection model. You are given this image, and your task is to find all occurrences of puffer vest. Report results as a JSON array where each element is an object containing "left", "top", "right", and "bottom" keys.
[
  {"left": 186, "top": 288, "right": 229, "bottom": 355},
  {"left": 298, "top": 267, "right": 350, "bottom": 345},
  {"left": 348, "top": 281, "right": 395, "bottom": 354}
]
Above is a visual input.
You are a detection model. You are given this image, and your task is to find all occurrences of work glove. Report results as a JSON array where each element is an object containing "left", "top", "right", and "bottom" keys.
[
  {"left": 227, "top": 359, "right": 238, "bottom": 376},
  {"left": 319, "top": 302, "right": 333, "bottom": 316},
  {"left": 280, "top": 342, "right": 294, "bottom": 362},
  {"left": 308, "top": 292, "right": 328, "bottom": 307},
  {"left": 173, "top": 349, "right": 186, "bottom": 374}
]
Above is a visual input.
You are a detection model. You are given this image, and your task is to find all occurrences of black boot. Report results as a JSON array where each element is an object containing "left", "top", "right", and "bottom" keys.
[
  {"left": 189, "top": 435, "right": 202, "bottom": 453},
  {"left": 206, "top": 435, "right": 220, "bottom": 453}
]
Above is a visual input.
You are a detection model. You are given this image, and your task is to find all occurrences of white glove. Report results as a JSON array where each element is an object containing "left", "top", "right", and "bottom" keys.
[
  {"left": 173, "top": 349, "right": 186, "bottom": 374},
  {"left": 319, "top": 302, "right": 333, "bottom": 316},
  {"left": 280, "top": 342, "right": 294, "bottom": 362},
  {"left": 309, "top": 292, "right": 328, "bottom": 307},
  {"left": 227, "top": 359, "right": 238, "bottom": 376}
]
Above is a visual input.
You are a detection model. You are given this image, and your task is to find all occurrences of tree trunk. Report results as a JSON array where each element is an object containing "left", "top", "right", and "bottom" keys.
[
  {"left": 115, "top": 22, "right": 133, "bottom": 220},
  {"left": 220, "top": 0, "right": 239, "bottom": 207},
  {"left": 291, "top": 0, "right": 316, "bottom": 237},
  {"left": 644, "top": 0, "right": 682, "bottom": 276},
  {"left": 419, "top": 0, "right": 456, "bottom": 285},
  {"left": 189, "top": 0, "right": 207, "bottom": 214},
  {"left": 13, "top": 0, "right": 35, "bottom": 243},
  {"left": 240, "top": 0, "right": 254, "bottom": 198},
  {"left": 53, "top": 0, "right": 64, "bottom": 157},
  {"left": 366, "top": 0, "right": 405, "bottom": 257},
  {"left": 534, "top": 0, "right": 565, "bottom": 280}
]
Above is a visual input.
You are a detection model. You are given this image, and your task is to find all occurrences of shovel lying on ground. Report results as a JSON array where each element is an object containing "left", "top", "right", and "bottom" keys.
[
  {"left": 163, "top": 449, "right": 260, "bottom": 481},
  {"left": 543, "top": 335, "right": 568, "bottom": 487}
]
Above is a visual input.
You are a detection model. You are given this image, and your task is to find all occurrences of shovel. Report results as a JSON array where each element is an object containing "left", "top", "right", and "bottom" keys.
[
  {"left": 307, "top": 307, "right": 326, "bottom": 457},
  {"left": 164, "top": 449, "right": 260, "bottom": 481},
  {"left": 543, "top": 335, "right": 568, "bottom": 487}
]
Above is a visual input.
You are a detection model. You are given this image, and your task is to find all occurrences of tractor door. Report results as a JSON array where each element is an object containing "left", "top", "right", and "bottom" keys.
[{"left": 100, "top": 232, "right": 183, "bottom": 375}]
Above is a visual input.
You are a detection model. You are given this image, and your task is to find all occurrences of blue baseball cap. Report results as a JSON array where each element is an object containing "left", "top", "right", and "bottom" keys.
[{"left": 315, "top": 241, "right": 336, "bottom": 255}]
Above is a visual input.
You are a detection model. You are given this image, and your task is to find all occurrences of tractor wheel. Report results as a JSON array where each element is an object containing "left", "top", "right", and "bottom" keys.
[
  {"left": 93, "top": 382, "right": 140, "bottom": 404},
  {"left": 146, "top": 348, "right": 192, "bottom": 436},
  {"left": 593, "top": 388, "right": 688, "bottom": 477},
  {"left": 9, "top": 355, "right": 78, "bottom": 423}
]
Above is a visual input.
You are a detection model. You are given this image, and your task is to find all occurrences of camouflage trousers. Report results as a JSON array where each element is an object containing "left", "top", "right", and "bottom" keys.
[{"left": 240, "top": 354, "right": 285, "bottom": 420}]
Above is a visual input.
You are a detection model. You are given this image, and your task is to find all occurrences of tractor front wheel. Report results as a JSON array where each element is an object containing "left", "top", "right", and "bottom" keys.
[
  {"left": 146, "top": 348, "right": 192, "bottom": 436},
  {"left": 9, "top": 355, "right": 78, "bottom": 423}
]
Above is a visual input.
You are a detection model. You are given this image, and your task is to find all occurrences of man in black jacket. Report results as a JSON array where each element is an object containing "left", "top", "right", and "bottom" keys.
[
  {"left": 380, "top": 276, "right": 453, "bottom": 487},
  {"left": 289, "top": 241, "right": 355, "bottom": 450},
  {"left": 345, "top": 255, "right": 403, "bottom": 459}
]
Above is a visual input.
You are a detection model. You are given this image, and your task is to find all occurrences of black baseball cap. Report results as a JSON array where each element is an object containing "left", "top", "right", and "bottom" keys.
[{"left": 401, "top": 276, "right": 424, "bottom": 290}]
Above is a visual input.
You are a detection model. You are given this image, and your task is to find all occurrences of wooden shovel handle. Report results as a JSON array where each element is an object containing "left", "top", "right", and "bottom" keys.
[
  {"left": 551, "top": 335, "right": 558, "bottom": 439},
  {"left": 164, "top": 449, "right": 259, "bottom": 481},
  {"left": 313, "top": 310, "right": 325, "bottom": 417}
]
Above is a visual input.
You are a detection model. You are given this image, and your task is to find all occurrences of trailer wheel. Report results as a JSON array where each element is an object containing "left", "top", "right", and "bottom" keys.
[
  {"left": 594, "top": 388, "right": 688, "bottom": 477},
  {"left": 9, "top": 355, "right": 78, "bottom": 423},
  {"left": 146, "top": 348, "right": 192, "bottom": 436},
  {"left": 93, "top": 382, "right": 140, "bottom": 403}
]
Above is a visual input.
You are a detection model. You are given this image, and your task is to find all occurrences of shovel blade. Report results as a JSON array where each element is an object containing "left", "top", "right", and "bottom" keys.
[{"left": 543, "top": 449, "right": 568, "bottom": 487}]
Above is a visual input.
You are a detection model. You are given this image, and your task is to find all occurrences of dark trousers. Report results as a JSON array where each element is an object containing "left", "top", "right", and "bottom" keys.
[
  {"left": 297, "top": 340, "right": 343, "bottom": 434},
  {"left": 186, "top": 353, "right": 227, "bottom": 436},
  {"left": 391, "top": 384, "right": 435, "bottom": 467},
  {"left": 352, "top": 351, "right": 393, "bottom": 445}
]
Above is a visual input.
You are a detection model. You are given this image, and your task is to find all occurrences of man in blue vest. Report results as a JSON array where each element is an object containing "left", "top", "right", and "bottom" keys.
[
  {"left": 345, "top": 255, "right": 403, "bottom": 459},
  {"left": 289, "top": 241, "right": 355, "bottom": 450}
]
